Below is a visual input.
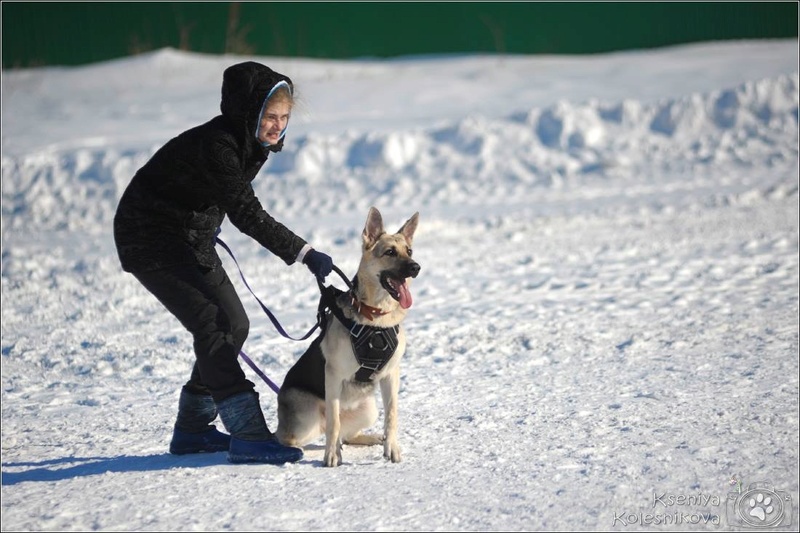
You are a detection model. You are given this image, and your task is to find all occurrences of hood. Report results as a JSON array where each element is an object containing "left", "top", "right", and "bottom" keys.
[{"left": 220, "top": 61, "right": 293, "bottom": 153}]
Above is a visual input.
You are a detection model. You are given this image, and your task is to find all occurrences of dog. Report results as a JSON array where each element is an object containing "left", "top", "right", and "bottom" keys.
[{"left": 276, "top": 207, "right": 420, "bottom": 467}]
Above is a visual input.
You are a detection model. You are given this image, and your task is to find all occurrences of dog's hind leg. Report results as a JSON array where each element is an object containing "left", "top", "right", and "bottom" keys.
[
  {"left": 345, "top": 433, "right": 384, "bottom": 446},
  {"left": 341, "top": 397, "right": 382, "bottom": 446},
  {"left": 276, "top": 388, "right": 325, "bottom": 447}
]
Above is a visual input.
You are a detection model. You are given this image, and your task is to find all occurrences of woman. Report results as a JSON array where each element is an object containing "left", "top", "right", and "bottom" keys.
[{"left": 113, "top": 61, "right": 332, "bottom": 464}]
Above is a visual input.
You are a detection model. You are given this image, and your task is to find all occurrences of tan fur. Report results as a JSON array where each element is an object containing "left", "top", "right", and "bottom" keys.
[{"left": 276, "top": 207, "right": 420, "bottom": 467}]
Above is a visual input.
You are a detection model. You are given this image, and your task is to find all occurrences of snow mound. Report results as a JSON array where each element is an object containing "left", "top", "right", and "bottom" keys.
[{"left": 2, "top": 74, "right": 797, "bottom": 234}]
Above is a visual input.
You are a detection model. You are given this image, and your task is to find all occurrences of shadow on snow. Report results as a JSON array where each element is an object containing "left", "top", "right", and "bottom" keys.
[{"left": 1, "top": 453, "right": 224, "bottom": 485}]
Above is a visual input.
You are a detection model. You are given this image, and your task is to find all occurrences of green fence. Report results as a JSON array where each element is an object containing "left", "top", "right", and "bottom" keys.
[{"left": 2, "top": 2, "right": 797, "bottom": 69}]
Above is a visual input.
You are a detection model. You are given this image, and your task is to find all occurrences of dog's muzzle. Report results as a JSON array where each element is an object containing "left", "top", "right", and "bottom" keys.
[{"left": 404, "top": 261, "right": 421, "bottom": 279}]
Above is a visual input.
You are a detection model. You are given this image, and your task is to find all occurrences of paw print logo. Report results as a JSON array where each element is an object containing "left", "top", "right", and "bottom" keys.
[
  {"left": 748, "top": 492, "right": 774, "bottom": 522},
  {"left": 726, "top": 481, "right": 793, "bottom": 529}
]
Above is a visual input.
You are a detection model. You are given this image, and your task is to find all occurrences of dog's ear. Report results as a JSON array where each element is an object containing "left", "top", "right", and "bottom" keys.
[
  {"left": 398, "top": 212, "right": 419, "bottom": 244},
  {"left": 363, "top": 207, "right": 384, "bottom": 249}
]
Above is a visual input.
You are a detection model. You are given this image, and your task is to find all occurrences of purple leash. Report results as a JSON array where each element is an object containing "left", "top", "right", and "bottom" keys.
[
  {"left": 215, "top": 235, "right": 351, "bottom": 395},
  {"left": 215, "top": 235, "right": 318, "bottom": 394},
  {"left": 215, "top": 236, "right": 322, "bottom": 342},
  {"left": 238, "top": 351, "right": 281, "bottom": 394}
]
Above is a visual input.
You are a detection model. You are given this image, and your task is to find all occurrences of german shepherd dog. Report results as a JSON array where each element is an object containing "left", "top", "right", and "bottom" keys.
[{"left": 276, "top": 207, "right": 420, "bottom": 467}]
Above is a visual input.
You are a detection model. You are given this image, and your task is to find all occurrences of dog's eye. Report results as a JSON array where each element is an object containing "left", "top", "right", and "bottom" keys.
[
  {"left": 384, "top": 248, "right": 397, "bottom": 257},
  {"left": 407, "top": 248, "right": 413, "bottom": 257}
]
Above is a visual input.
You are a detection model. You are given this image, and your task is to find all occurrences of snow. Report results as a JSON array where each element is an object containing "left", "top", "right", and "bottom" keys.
[{"left": 2, "top": 40, "right": 799, "bottom": 531}]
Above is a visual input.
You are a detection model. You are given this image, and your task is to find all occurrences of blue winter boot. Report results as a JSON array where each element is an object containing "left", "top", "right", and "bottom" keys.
[
  {"left": 170, "top": 426, "right": 231, "bottom": 455},
  {"left": 216, "top": 391, "right": 303, "bottom": 464},
  {"left": 169, "top": 388, "right": 231, "bottom": 455}
]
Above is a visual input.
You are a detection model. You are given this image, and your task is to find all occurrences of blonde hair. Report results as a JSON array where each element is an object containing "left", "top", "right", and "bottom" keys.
[{"left": 267, "top": 84, "right": 294, "bottom": 109}]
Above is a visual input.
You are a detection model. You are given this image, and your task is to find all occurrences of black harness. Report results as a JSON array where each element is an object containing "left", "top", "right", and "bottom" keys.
[
  {"left": 215, "top": 237, "right": 407, "bottom": 390},
  {"left": 318, "top": 283, "right": 400, "bottom": 382}
]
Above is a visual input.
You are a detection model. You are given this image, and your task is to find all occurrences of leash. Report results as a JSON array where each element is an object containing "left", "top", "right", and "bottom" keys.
[
  {"left": 239, "top": 351, "right": 282, "bottom": 394},
  {"left": 215, "top": 235, "right": 353, "bottom": 393},
  {"left": 216, "top": 236, "right": 323, "bottom": 341}
]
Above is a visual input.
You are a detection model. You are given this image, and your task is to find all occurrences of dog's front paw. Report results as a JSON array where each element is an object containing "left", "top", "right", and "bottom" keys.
[
  {"left": 323, "top": 441, "right": 343, "bottom": 467},
  {"left": 384, "top": 439, "right": 402, "bottom": 463}
]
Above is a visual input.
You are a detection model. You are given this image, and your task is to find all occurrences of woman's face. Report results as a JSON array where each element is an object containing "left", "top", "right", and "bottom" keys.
[{"left": 258, "top": 100, "right": 291, "bottom": 145}]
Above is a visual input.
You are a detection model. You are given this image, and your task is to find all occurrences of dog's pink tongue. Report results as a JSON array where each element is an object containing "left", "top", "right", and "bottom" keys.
[{"left": 398, "top": 280, "right": 413, "bottom": 309}]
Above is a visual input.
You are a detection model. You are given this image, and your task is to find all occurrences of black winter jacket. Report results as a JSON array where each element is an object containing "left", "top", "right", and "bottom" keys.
[{"left": 113, "top": 62, "right": 306, "bottom": 273}]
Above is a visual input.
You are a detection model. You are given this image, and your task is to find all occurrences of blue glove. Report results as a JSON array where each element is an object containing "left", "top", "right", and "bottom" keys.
[{"left": 303, "top": 249, "right": 333, "bottom": 281}]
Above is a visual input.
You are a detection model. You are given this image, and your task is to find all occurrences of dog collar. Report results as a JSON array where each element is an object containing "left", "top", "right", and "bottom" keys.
[
  {"left": 350, "top": 292, "right": 389, "bottom": 321},
  {"left": 348, "top": 275, "right": 391, "bottom": 321}
]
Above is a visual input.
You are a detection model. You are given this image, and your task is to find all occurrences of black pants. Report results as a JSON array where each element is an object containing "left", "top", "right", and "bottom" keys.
[{"left": 133, "top": 264, "right": 254, "bottom": 403}]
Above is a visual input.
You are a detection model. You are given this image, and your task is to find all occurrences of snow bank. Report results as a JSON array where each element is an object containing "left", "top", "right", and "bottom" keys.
[{"left": 2, "top": 73, "right": 797, "bottom": 233}]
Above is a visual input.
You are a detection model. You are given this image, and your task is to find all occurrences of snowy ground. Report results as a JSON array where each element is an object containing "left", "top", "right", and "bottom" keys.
[{"left": 1, "top": 40, "right": 798, "bottom": 531}]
